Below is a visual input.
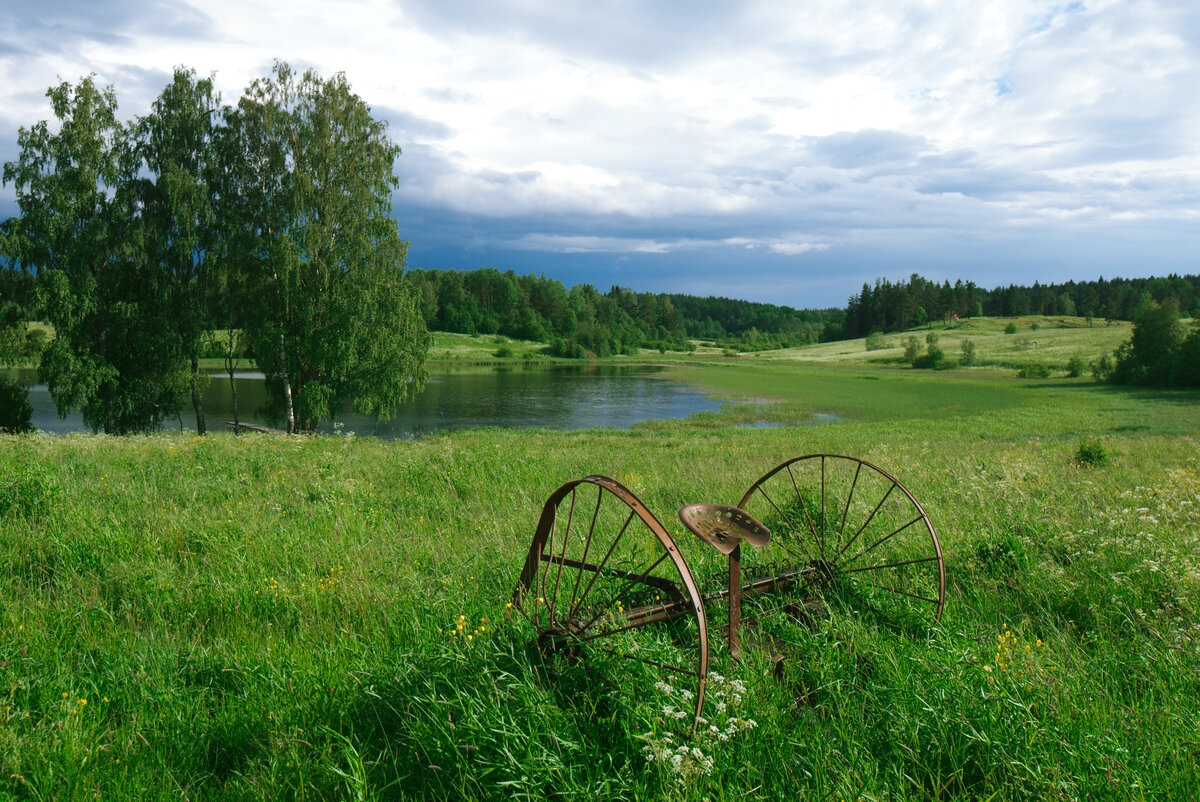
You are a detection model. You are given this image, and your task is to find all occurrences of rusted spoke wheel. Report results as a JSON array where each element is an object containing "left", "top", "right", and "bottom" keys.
[
  {"left": 513, "top": 476, "right": 709, "bottom": 729},
  {"left": 738, "top": 455, "right": 945, "bottom": 621}
]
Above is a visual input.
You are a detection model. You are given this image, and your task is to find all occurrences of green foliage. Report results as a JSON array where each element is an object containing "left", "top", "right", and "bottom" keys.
[
  {"left": 864, "top": 330, "right": 886, "bottom": 351},
  {"left": 3, "top": 75, "right": 189, "bottom": 433},
  {"left": 911, "top": 345, "right": 943, "bottom": 369},
  {"left": 1110, "top": 296, "right": 1186, "bottom": 386},
  {"left": 1004, "top": 322, "right": 1018, "bottom": 334},
  {"left": 1075, "top": 438, "right": 1108, "bottom": 467},
  {"left": 925, "top": 331, "right": 939, "bottom": 346},
  {"left": 841, "top": 270, "right": 1200, "bottom": 340},
  {"left": 902, "top": 335, "right": 920, "bottom": 364},
  {"left": 405, "top": 267, "right": 820, "bottom": 354},
  {"left": 227, "top": 63, "right": 429, "bottom": 432},
  {"left": 1017, "top": 363, "right": 1051, "bottom": 379},
  {"left": 138, "top": 68, "right": 223, "bottom": 434},
  {"left": 1030, "top": 321, "right": 1040, "bottom": 331},
  {"left": 960, "top": 338, "right": 977, "bottom": 366},
  {"left": 1066, "top": 354, "right": 1086, "bottom": 377},
  {"left": 0, "top": 375, "right": 33, "bottom": 432},
  {"left": 1172, "top": 327, "right": 1200, "bottom": 387},
  {"left": 493, "top": 345, "right": 514, "bottom": 358}
]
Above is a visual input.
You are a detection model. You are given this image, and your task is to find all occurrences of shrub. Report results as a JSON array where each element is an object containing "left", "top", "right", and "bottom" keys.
[
  {"left": 864, "top": 331, "right": 886, "bottom": 351},
  {"left": 1075, "top": 438, "right": 1108, "bottom": 467},
  {"left": 902, "top": 336, "right": 920, "bottom": 364},
  {"left": 911, "top": 344, "right": 946, "bottom": 370},
  {"left": 1066, "top": 354, "right": 1085, "bottom": 378},
  {"left": 960, "top": 339, "right": 977, "bottom": 367},
  {"left": 925, "top": 331, "right": 939, "bottom": 346},
  {"left": 1017, "top": 363, "right": 1051, "bottom": 379},
  {"left": 0, "top": 377, "right": 33, "bottom": 433},
  {"left": 493, "top": 345, "right": 515, "bottom": 358},
  {"left": 1004, "top": 322, "right": 1018, "bottom": 334},
  {"left": 1091, "top": 354, "right": 1112, "bottom": 381},
  {"left": 1030, "top": 322, "right": 1040, "bottom": 331}
]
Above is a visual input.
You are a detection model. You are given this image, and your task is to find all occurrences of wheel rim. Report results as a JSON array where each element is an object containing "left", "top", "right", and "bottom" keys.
[
  {"left": 512, "top": 475, "right": 709, "bottom": 729},
  {"left": 737, "top": 454, "right": 945, "bottom": 621}
]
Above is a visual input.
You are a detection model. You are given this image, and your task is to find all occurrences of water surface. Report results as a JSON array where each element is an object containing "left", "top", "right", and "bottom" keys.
[{"left": 4, "top": 364, "right": 722, "bottom": 439}]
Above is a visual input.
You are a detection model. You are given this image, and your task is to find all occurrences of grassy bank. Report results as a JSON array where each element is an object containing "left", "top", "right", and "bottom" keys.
[{"left": 2, "top": 349, "right": 1199, "bottom": 799}]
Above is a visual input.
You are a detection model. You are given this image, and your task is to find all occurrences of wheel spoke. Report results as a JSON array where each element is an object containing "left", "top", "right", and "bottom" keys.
[
  {"left": 835, "top": 460, "right": 863, "bottom": 556},
  {"left": 785, "top": 464, "right": 823, "bottom": 557},
  {"left": 740, "top": 455, "right": 945, "bottom": 623},
  {"left": 514, "top": 476, "right": 709, "bottom": 733},
  {"left": 842, "top": 514, "right": 924, "bottom": 568},
  {"left": 576, "top": 552, "right": 671, "bottom": 637},
  {"left": 540, "top": 487, "right": 573, "bottom": 625},
  {"left": 568, "top": 508, "right": 636, "bottom": 621},
  {"left": 548, "top": 489, "right": 585, "bottom": 623},
  {"left": 551, "top": 484, "right": 601, "bottom": 621},
  {"left": 836, "top": 481, "right": 897, "bottom": 561},
  {"left": 572, "top": 605, "right": 682, "bottom": 644},
  {"left": 754, "top": 484, "right": 816, "bottom": 566}
]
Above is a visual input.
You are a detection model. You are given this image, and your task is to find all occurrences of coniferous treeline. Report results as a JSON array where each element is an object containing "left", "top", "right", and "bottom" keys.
[
  {"left": 841, "top": 273, "right": 1200, "bottom": 339},
  {"left": 404, "top": 267, "right": 841, "bottom": 356}
]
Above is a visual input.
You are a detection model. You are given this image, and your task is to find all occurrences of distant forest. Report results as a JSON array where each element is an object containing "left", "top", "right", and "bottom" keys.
[
  {"left": 401, "top": 268, "right": 1200, "bottom": 354},
  {"left": 5, "top": 259, "right": 1199, "bottom": 360},
  {"left": 840, "top": 273, "right": 1200, "bottom": 340},
  {"left": 404, "top": 268, "right": 838, "bottom": 356}
]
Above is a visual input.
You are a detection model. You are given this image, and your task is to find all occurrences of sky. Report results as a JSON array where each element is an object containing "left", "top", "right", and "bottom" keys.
[{"left": 1, "top": 1, "right": 1198, "bottom": 308}]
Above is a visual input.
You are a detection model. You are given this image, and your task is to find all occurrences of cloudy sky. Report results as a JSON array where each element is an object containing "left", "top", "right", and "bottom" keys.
[{"left": 2, "top": 1, "right": 1198, "bottom": 307}]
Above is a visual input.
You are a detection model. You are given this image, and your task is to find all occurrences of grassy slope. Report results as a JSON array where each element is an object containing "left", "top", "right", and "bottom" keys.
[{"left": 2, "top": 321, "right": 1199, "bottom": 799}]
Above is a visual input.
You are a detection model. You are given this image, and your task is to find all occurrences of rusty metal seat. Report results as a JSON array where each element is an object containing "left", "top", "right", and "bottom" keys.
[{"left": 678, "top": 504, "right": 770, "bottom": 554}]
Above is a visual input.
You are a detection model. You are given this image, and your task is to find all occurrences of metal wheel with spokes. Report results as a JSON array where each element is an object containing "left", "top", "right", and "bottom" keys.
[
  {"left": 737, "top": 454, "right": 945, "bottom": 621},
  {"left": 512, "top": 475, "right": 710, "bottom": 728}
]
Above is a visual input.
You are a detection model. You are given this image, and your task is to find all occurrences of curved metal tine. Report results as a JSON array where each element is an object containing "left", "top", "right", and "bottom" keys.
[
  {"left": 542, "top": 488, "right": 576, "bottom": 627},
  {"left": 840, "top": 555, "right": 941, "bottom": 574},
  {"left": 785, "top": 463, "right": 823, "bottom": 558},
  {"left": 575, "top": 552, "right": 671, "bottom": 638},
  {"left": 563, "top": 484, "right": 605, "bottom": 620},
  {"left": 568, "top": 508, "right": 637, "bottom": 621},
  {"left": 834, "top": 460, "right": 863, "bottom": 558},
  {"left": 753, "top": 484, "right": 818, "bottom": 566},
  {"left": 589, "top": 642, "right": 701, "bottom": 677},
  {"left": 836, "top": 481, "right": 897, "bottom": 561},
  {"left": 857, "top": 579, "right": 941, "bottom": 606},
  {"left": 820, "top": 456, "right": 827, "bottom": 557},
  {"left": 842, "top": 514, "right": 924, "bottom": 568}
]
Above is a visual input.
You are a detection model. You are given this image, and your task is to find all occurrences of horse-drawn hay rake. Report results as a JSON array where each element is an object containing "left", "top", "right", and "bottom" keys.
[{"left": 510, "top": 454, "right": 945, "bottom": 730}]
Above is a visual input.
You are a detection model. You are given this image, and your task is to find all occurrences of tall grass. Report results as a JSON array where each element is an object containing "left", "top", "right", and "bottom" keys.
[{"left": 1, "top": 365, "right": 1198, "bottom": 799}]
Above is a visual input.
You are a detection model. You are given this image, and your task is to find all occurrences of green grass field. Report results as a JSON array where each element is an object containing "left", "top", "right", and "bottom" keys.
[{"left": 2, "top": 321, "right": 1199, "bottom": 799}]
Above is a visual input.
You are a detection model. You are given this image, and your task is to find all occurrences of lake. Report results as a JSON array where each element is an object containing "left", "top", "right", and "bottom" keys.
[{"left": 2, "top": 364, "right": 723, "bottom": 439}]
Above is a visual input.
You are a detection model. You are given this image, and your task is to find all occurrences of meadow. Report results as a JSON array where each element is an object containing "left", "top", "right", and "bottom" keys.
[{"left": 1, "top": 320, "right": 1199, "bottom": 800}]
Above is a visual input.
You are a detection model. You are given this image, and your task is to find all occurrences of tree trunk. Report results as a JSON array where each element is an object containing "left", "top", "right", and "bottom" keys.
[
  {"left": 191, "top": 353, "right": 206, "bottom": 435},
  {"left": 226, "top": 330, "right": 239, "bottom": 435},
  {"left": 278, "top": 332, "right": 295, "bottom": 434}
]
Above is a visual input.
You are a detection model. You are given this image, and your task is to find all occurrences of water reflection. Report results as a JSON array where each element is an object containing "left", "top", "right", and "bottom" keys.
[{"left": 4, "top": 364, "right": 723, "bottom": 439}]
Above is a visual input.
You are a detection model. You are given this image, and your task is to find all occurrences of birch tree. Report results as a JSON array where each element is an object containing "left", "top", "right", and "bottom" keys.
[
  {"left": 2, "top": 76, "right": 185, "bottom": 433},
  {"left": 229, "top": 63, "right": 428, "bottom": 432}
]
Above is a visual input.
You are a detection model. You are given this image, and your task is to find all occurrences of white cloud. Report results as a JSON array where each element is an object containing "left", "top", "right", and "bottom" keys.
[{"left": 1, "top": 0, "right": 1198, "bottom": 303}]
